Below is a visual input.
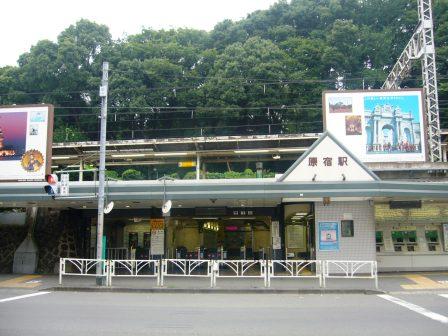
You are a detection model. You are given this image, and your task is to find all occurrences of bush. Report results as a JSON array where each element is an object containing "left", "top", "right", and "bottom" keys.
[
  {"left": 106, "top": 170, "right": 120, "bottom": 180},
  {"left": 121, "top": 169, "right": 144, "bottom": 180}
]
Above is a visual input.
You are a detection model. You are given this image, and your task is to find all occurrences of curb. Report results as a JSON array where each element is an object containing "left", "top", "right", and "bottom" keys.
[{"left": 45, "top": 287, "right": 384, "bottom": 295}]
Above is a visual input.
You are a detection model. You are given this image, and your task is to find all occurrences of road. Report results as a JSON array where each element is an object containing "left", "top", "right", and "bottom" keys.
[{"left": 0, "top": 289, "right": 447, "bottom": 335}]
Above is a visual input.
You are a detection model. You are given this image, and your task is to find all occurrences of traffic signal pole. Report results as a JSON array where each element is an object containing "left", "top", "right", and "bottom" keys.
[{"left": 96, "top": 62, "right": 109, "bottom": 285}]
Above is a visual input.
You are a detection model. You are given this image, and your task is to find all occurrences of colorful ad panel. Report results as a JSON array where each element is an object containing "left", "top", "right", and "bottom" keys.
[
  {"left": 323, "top": 90, "right": 426, "bottom": 163},
  {"left": 0, "top": 105, "right": 53, "bottom": 181}
]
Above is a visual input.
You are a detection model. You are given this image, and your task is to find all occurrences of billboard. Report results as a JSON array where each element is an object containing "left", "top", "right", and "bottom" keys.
[
  {"left": 323, "top": 90, "right": 426, "bottom": 163},
  {"left": 0, "top": 105, "right": 53, "bottom": 181}
]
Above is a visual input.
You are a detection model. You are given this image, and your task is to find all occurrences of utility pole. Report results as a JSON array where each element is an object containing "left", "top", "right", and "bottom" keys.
[{"left": 96, "top": 61, "right": 109, "bottom": 285}]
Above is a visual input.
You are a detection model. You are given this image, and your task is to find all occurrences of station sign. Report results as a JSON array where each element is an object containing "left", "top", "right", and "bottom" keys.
[
  {"left": 178, "top": 161, "right": 196, "bottom": 168},
  {"left": 278, "top": 132, "right": 379, "bottom": 182}
]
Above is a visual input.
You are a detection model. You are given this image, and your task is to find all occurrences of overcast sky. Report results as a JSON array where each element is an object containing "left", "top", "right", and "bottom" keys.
[{"left": 0, "top": 0, "right": 280, "bottom": 67}]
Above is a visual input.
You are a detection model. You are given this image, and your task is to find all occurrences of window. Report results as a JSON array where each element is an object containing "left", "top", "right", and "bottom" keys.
[{"left": 341, "top": 220, "right": 354, "bottom": 237}]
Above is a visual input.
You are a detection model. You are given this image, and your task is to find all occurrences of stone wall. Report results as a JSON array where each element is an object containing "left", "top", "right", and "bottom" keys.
[
  {"left": 35, "top": 209, "right": 83, "bottom": 274},
  {"left": 0, "top": 208, "right": 86, "bottom": 274},
  {"left": 0, "top": 225, "right": 28, "bottom": 273}
]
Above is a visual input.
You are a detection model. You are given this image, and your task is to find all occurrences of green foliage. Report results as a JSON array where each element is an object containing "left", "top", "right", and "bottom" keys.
[
  {"left": 179, "top": 169, "right": 275, "bottom": 179},
  {"left": 1, "top": 1, "right": 447, "bottom": 135},
  {"left": 53, "top": 125, "right": 89, "bottom": 142},
  {"left": 183, "top": 171, "right": 197, "bottom": 180},
  {"left": 121, "top": 169, "right": 144, "bottom": 180},
  {"left": 105, "top": 170, "right": 120, "bottom": 180}
]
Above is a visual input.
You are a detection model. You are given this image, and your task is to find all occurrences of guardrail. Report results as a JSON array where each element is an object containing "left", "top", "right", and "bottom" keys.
[
  {"left": 108, "top": 260, "right": 160, "bottom": 286},
  {"left": 161, "top": 259, "right": 213, "bottom": 287},
  {"left": 323, "top": 260, "right": 378, "bottom": 289},
  {"left": 59, "top": 258, "right": 378, "bottom": 289},
  {"left": 213, "top": 260, "right": 267, "bottom": 287},
  {"left": 59, "top": 258, "right": 107, "bottom": 285},
  {"left": 267, "top": 260, "right": 322, "bottom": 287},
  {"left": 106, "top": 248, "right": 129, "bottom": 261}
]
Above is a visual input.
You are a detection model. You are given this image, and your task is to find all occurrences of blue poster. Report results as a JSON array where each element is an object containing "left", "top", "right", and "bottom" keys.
[
  {"left": 319, "top": 222, "right": 339, "bottom": 251},
  {"left": 364, "top": 95, "right": 422, "bottom": 155}
]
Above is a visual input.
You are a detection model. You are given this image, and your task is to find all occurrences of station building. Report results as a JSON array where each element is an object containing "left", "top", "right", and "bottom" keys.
[
  {"left": 1, "top": 129, "right": 447, "bottom": 274},
  {"left": 1, "top": 90, "right": 448, "bottom": 274}
]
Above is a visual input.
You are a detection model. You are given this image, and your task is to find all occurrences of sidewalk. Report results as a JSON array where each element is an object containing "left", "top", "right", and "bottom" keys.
[{"left": 2, "top": 272, "right": 448, "bottom": 294}]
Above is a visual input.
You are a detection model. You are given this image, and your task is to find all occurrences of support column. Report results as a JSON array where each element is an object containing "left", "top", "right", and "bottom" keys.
[
  {"left": 79, "top": 159, "right": 84, "bottom": 182},
  {"left": 196, "top": 154, "right": 200, "bottom": 180}
]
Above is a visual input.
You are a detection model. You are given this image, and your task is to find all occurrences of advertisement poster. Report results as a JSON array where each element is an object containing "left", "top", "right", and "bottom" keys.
[
  {"left": 318, "top": 222, "right": 339, "bottom": 251},
  {"left": 0, "top": 105, "right": 53, "bottom": 180},
  {"left": 323, "top": 90, "right": 425, "bottom": 163}
]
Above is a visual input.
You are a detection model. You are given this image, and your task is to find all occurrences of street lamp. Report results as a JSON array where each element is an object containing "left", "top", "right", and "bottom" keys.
[{"left": 157, "top": 175, "right": 175, "bottom": 258}]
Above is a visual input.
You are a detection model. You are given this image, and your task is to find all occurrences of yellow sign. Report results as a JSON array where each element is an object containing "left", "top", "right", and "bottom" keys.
[
  {"left": 178, "top": 161, "right": 196, "bottom": 168},
  {"left": 150, "top": 219, "right": 164, "bottom": 230},
  {"left": 391, "top": 225, "right": 416, "bottom": 231}
]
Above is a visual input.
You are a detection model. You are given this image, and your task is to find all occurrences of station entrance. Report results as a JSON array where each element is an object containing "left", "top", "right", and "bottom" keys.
[
  {"left": 167, "top": 216, "right": 272, "bottom": 260},
  {"left": 87, "top": 203, "right": 315, "bottom": 261},
  {"left": 283, "top": 203, "right": 315, "bottom": 260}
]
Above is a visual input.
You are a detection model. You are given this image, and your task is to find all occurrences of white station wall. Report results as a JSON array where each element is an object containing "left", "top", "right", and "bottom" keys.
[{"left": 315, "top": 201, "right": 376, "bottom": 261}]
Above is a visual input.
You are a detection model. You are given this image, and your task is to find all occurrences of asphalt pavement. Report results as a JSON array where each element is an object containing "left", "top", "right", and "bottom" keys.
[
  {"left": 0, "top": 290, "right": 447, "bottom": 335},
  {"left": 1, "top": 272, "right": 448, "bottom": 335}
]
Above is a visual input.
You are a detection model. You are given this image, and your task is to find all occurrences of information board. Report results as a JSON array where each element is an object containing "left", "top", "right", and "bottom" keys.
[
  {"left": 150, "top": 219, "right": 165, "bottom": 255},
  {"left": 443, "top": 224, "right": 448, "bottom": 252}
]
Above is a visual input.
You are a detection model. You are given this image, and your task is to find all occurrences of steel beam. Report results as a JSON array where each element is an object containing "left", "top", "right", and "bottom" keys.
[{"left": 382, "top": 0, "right": 442, "bottom": 162}]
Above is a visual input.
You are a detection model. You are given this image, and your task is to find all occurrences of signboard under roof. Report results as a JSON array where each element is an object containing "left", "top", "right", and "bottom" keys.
[
  {"left": 278, "top": 131, "right": 379, "bottom": 182},
  {"left": 0, "top": 105, "right": 53, "bottom": 181},
  {"left": 323, "top": 89, "right": 426, "bottom": 163}
]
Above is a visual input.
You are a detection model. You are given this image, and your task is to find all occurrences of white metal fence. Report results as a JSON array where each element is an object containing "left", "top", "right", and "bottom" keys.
[
  {"left": 213, "top": 260, "right": 267, "bottom": 287},
  {"left": 59, "top": 258, "right": 107, "bottom": 285},
  {"left": 106, "top": 248, "right": 129, "bottom": 260},
  {"left": 323, "top": 260, "right": 378, "bottom": 289},
  {"left": 59, "top": 258, "right": 378, "bottom": 289},
  {"left": 108, "top": 259, "right": 160, "bottom": 286},
  {"left": 267, "top": 260, "right": 322, "bottom": 287},
  {"left": 161, "top": 259, "right": 213, "bottom": 286}
]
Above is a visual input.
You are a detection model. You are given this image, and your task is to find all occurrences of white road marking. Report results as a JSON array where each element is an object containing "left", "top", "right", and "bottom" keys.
[
  {"left": 0, "top": 291, "right": 51, "bottom": 303},
  {"left": 378, "top": 294, "right": 448, "bottom": 324},
  {"left": 439, "top": 294, "right": 448, "bottom": 299}
]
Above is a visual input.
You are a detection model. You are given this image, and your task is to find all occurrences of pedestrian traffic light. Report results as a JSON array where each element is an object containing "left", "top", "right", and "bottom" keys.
[{"left": 44, "top": 174, "right": 59, "bottom": 199}]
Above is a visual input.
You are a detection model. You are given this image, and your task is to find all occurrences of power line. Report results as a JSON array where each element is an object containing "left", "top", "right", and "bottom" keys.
[
  {"left": 53, "top": 120, "right": 324, "bottom": 134},
  {"left": 1, "top": 74, "right": 446, "bottom": 98}
]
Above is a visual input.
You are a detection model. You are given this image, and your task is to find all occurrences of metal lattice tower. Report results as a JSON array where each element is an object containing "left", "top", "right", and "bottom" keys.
[{"left": 382, "top": 0, "right": 441, "bottom": 162}]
